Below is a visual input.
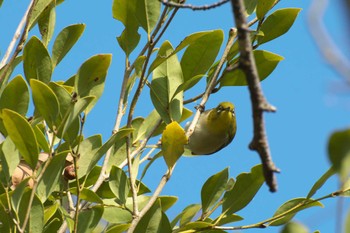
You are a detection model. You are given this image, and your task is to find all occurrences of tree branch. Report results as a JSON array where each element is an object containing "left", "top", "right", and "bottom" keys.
[
  {"left": 160, "top": 0, "right": 230, "bottom": 11},
  {"left": 230, "top": 0, "right": 279, "bottom": 192}
]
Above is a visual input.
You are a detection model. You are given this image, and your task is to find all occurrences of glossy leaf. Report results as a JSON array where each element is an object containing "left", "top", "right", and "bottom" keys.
[
  {"left": 102, "top": 206, "right": 132, "bottom": 224},
  {"left": 36, "top": 152, "right": 67, "bottom": 202},
  {"left": 38, "top": 2, "right": 56, "bottom": 46},
  {"left": 75, "top": 54, "right": 112, "bottom": 113},
  {"left": 30, "top": 79, "right": 60, "bottom": 127},
  {"left": 280, "top": 221, "right": 309, "bottom": 233},
  {"left": 162, "top": 121, "right": 187, "bottom": 169},
  {"left": 269, "top": 198, "right": 323, "bottom": 226},
  {"left": 256, "top": 0, "right": 276, "bottom": 20},
  {"left": 220, "top": 50, "right": 283, "bottom": 87},
  {"left": 134, "top": 200, "right": 171, "bottom": 233},
  {"left": 52, "top": 24, "right": 85, "bottom": 67},
  {"left": 151, "top": 41, "right": 183, "bottom": 123},
  {"left": 2, "top": 109, "right": 39, "bottom": 169},
  {"left": 76, "top": 135, "right": 102, "bottom": 178},
  {"left": 136, "top": 0, "right": 161, "bottom": 37},
  {"left": 0, "top": 75, "right": 29, "bottom": 116},
  {"left": 181, "top": 29, "right": 223, "bottom": 82},
  {"left": 258, "top": 8, "right": 301, "bottom": 45},
  {"left": 307, "top": 167, "right": 335, "bottom": 199},
  {"left": 77, "top": 206, "right": 104, "bottom": 233},
  {"left": 222, "top": 165, "right": 264, "bottom": 214},
  {"left": 23, "top": 36, "right": 52, "bottom": 83},
  {"left": 201, "top": 168, "right": 229, "bottom": 214},
  {"left": 0, "top": 137, "right": 20, "bottom": 182},
  {"left": 109, "top": 166, "right": 130, "bottom": 205},
  {"left": 328, "top": 128, "right": 350, "bottom": 180}
]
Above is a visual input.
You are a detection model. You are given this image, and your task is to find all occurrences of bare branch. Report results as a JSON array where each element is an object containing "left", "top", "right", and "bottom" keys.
[
  {"left": 160, "top": 0, "right": 230, "bottom": 11},
  {"left": 230, "top": 0, "right": 279, "bottom": 192}
]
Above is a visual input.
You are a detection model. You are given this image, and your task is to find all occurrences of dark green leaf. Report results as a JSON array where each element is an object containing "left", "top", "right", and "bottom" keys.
[
  {"left": 136, "top": 0, "right": 161, "bottom": 37},
  {"left": 109, "top": 166, "right": 130, "bottom": 205},
  {"left": 134, "top": 200, "right": 171, "bottom": 233},
  {"left": 30, "top": 79, "right": 60, "bottom": 127},
  {"left": 220, "top": 50, "right": 283, "bottom": 86},
  {"left": 117, "top": 26, "right": 140, "bottom": 57},
  {"left": 36, "top": 152, "right": 67, "bottom": 202},
  {"left": 258, "top": 8, "right": 301, "bottom": 45},
  {"left": 77, "top": 206, "right": 104, "bottom": 233},
  {"left": 328, "top": 128, "right": 350, "bottom": 180},
  {"left": 11, "top": 180, "right": 31, "bottom": 212},
  {"left": 269, "top": 198, "right": 323, "bottom": 226},
  {"left": 2, "top": 109, "right": 39, "bottom": 169},
  {"left": 201, "top": 168, "right": 228, "bottom": 214},
  {"left": 222, "top": 165, "right": 264, "bottom": 214},
  {"left": 307, "top": 167, "right": 336, "bottom": 199},
  {"left": 181, "top": 30, "right": 223, "bottom": 83},
  {"left": 0, "top": 75, "right": 29, "bottom": 116},
  {"left": 52, "top": 24, "right": 85, "bottom": 67},
  {"left": 23, "top": 36, "right": 52, "bottom": 83},
  {"left": 75, "top": 54, "right": 112, "bottom": 113}
]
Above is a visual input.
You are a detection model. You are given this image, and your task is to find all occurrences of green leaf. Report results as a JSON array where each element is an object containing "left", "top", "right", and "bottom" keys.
[
  {"left": 181, "top": 29, "right": 223, "bottom": 83},
  {"left": 75, "top": 54, "right": 112, "bottom": 113},
  {"left": 258, "top": 8, "right": 301, "bottom": 45},
  {"left": 179, "top": 204, "right": 201, "bottom": 227},
  {"left": 201, "top": 168, "right": 229, "bottom": 214},
  {"left": 109, "top": 166, "right": 130, "bottom": 205},
  {"left": 36, "top": 152, "right": 67, "bottom": 202},
  {"left": 0, "top": 56, "right": 23, "bottom": 96},
  {"left": 159, "top": 196, "right": 178, "bottom": 212},
  {"left": 328, "top": 128, "right": 350, "bottom": 180},
  {"left": 0, "top": 75, "right": 29, "bottom": 116},
  {"left": 23, "top": 36, "right": 52, "bottom": 83},
  {"left": 136, "top": 0, "right": 161, "bottom": 37},
  {"left": 77, "top": 206, "right": 104, "bottom": 233},
  {"left": 151, "top": 41, "right": 183, "bottom": 123},
  {"left": 30, "top": 79, "right": 60, "bottom": 127},
  {"left": 215, "top": 214, "right": 243, "bottom": 226},
  {"left": 33, "top": 125, "right": 50, "bottom": 153},
  {"left": 244, "top": 0, "right": 258, "bottom": 15},
  {"left": 52, "top": 24, "right": 85, "bottom": 67},
  {"left": 76, "top": 135, "right": 102, "bottom": 178},
  {"left": 18, "top": 190, "right": 44, "bottom": 233},
  {"left": 345, "top": 207, "right": 350, "bottom": 233},
  {"left": 134, "top": 200, "right": 171, "bottom": 233},
  {"left": 44, "top": 202, "right": 59, "bottom": 224},
  {"left": 2, "top": 109, "right": 39, "bottom": 169},
  {"left": 117, "top": 26, "right": 140, "bottom": 57},
  {"left": 161, "top": 122, "right": 187, "bottom": 169},
  {"left": 269, "top": 198, "right": 323, "bottom": 226},
  {"left": 102, "top": 206, "right": 132, "bottom": 224},
  {"left": 0, "top": 137, "right": 21, "bottom": 182},
  {"left": 112, "top": 0, "right": 138, "bottom": 28},
  {"left": 256, "top": 0, "right": 276, "bottom": 20},
  {"left": 28, "top": 0, "right": 54, "bottom": 29},
  {"left": 222, "top": 165, "right": 264, "bottom": 214},
  {"left": 38, "top": 2, "right": 56, "bottom": 47},
  {"left": 307, "top": 167, "right": 336, "bottom": 199},
  {"left": 280, "top": 221, "right": 309, "bottom": 233},
  {"left": 70, "top": 188, "right": 103, "bottom": 204},
  {"left": 220, "top": 50, "right": 283, "bottom": 86},
  {"left": 86, "top": 128, "right": 133, "bottom": 174},
  {"left": 173, "top": 74, "right": 206, "bottom": 97},
  {"left": 105, "top": 224, "right": 130, "bottom": 233}
]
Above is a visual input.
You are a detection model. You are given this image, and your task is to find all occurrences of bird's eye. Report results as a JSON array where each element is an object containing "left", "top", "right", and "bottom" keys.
[{"left": 217, "top": 105, "right": 224, "bottom": 112}]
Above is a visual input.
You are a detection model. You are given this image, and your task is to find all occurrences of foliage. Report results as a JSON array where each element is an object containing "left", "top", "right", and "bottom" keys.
[{"left": 0, "top": 0, "right": 347, "bottom": 232}]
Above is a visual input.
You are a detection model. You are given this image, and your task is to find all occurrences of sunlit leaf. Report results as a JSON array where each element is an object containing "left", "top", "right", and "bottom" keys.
[
  {"left": 0, "top": 137, "right": 20, "bottom": 182},
  {"left": 102, "top": 206, "right": 132, "bottom": 224},
  {"left": 38, "top": 2, "right": 55, "bottom": 47},
  {"left": 256, "top": 0, "right": 276, "bottom": 20},
  {"left": 77, "top": 206, "right": 104, "bottom": 233},
  {"left": 307, "top": 167, "right": 336, "bottom": 199},
  {"left": 76, "top": 135, "right": 102, "bottom": 178},
  {"left": 70, "top": 188, "right": 103, "bottom": 204},
  {"left": 136, "top": 0, "right": 161, "bottom": 37},
  {"left": 280, "top": 221, "right": 309, "bottom": 233},
  {"left": 162, "top": 121, "right": 187, "bottom": 169},
  {"left": 109, "top": 166, "right": 130, "bottom": 205}
]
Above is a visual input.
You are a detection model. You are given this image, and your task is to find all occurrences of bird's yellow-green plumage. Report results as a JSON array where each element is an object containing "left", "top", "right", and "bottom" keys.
[{"left": 187, "top": 102, "right": 237, "bottom": 155}]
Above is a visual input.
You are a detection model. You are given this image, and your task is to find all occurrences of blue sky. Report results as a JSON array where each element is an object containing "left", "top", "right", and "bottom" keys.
[{"left": 1, "top": 0, "right": 350, "bottom": 232}]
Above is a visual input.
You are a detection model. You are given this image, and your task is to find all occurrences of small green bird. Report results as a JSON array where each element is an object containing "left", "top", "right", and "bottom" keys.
[{"left": 187, "top": 102, "right": 237, "bottom": 155}]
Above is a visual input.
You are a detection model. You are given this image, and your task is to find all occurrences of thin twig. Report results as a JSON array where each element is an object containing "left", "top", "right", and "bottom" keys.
[
  {"left": 0, "top": 0, "right": 36, "bottom": 83},
  {"left": 230, "top": 0, "right": 279, "bottom": 192},
  {"left": 160, "top": 0, "right": 230, "bottom": 11}
]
